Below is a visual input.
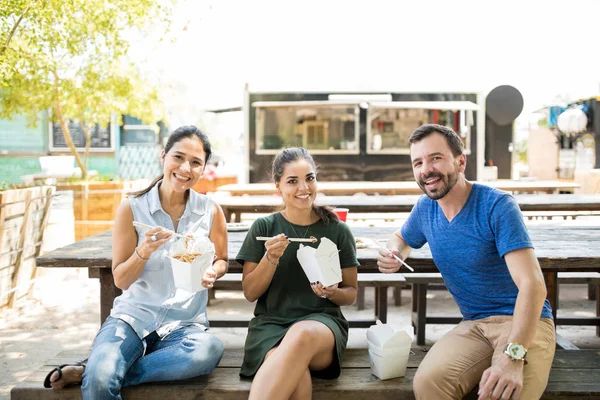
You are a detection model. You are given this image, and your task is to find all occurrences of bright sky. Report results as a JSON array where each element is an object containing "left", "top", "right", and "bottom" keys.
[{"left": 146, "top": 0, "right": 600, "bottom": 123}]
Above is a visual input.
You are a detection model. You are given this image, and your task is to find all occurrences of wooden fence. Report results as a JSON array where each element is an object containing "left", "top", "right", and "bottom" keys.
[{"left": 0, "top": 186, "right": 55, "bottom": 308}]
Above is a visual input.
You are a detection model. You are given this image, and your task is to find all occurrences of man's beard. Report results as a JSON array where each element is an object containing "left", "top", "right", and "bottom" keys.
[{"left": 417, "top": 169, "right": 459, "bottom": 200}]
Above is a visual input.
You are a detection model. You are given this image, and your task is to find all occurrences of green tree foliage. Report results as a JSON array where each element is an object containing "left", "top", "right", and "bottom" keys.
[
  {"left": 513, "top": 139, "right": 528, "bottom": 164},
  {"left": 0, "top": 0, "right": 175, "bottom": 178}
]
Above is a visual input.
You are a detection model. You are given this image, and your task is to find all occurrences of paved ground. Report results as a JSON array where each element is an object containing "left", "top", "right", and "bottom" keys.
[{"left": 1, "top": 216, "right": 599, "bottom": 399}]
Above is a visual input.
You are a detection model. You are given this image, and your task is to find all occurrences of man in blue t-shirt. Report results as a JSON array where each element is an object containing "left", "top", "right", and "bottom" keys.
[{"left": 377, "top": 124, "right": 555, "bottom": 400}]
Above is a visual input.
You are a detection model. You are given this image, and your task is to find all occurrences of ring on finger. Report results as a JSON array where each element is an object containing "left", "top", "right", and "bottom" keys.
[
  {"left": 151, "top": 234, "right": 158, "bottom": 242},
  {"left": 320, "top": 295, "right": 327, "bottom": 299}
]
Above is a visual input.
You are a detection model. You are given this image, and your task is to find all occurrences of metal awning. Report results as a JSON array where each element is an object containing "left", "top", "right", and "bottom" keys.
[
  {"left": 252, "top": 100, "right": 361, "bottom": 108},
  {"left": 369, "top": 101, "right": 480, "bottom": 111},
  {"left": 251, "top": 100, "right": 480, "bottom": 110}
]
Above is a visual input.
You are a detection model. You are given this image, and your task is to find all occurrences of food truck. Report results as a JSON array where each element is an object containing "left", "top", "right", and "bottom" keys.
[{"left": 235, "top": 84, "right": 520, "bottom": 183}]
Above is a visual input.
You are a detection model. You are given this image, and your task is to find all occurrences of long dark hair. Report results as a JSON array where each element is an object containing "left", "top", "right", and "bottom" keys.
[
  {"left": 131, "top": 125, "right": 213, "bottom": 198},
  {"left": 272, "top": 147, "right": 339, "bottom": 224}
]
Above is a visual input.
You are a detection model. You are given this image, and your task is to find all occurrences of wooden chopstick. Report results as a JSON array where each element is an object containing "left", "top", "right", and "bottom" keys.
[
  {"left": 373, "top": 239, "right": 414, "bottom": 271},
  {"left": 256, "top": 236, "right": 318, "bottom": 243},
  {"left": 132, "top": 221, "right": 188, "bottom": 239}
]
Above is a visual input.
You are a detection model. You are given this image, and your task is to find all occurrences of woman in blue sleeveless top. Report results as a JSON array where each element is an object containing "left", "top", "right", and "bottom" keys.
[{"left": 44, "top": 126, "right": 228, "bottom": 399}]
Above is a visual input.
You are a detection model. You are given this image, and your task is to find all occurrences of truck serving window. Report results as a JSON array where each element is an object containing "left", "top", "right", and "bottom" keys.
[
  {"left": 367, "top": 101, "right": 479, "bottom": 155},
  {"left": 253, "top": 101, "right": 360, "bottom": 155}
]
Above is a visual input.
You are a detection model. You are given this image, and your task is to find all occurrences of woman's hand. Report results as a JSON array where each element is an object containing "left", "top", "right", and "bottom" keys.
[
  {"left": 264, "top": 233, "right": 290, "bottom": 264},
  {"left": 202, "top": 266, "right": 217, "bottom": 289},
  {"left": 137, "top": 227, "right": 173, "bottom": 260},
  {"left": 311, "top": 282, "right": 339, "bottom": 299}
]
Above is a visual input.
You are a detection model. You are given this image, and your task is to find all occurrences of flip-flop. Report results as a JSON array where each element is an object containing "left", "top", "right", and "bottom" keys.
[{"left": 43, "top": 359, "right": 87, "bottom": 388}]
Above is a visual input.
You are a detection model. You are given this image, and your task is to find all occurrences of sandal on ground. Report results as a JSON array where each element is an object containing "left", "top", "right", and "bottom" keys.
[{"left": 43, "top": 359, "right": 87, "bottom": 389}]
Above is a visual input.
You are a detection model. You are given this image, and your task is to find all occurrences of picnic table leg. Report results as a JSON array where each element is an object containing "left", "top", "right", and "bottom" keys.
[
  {"left": 374, "top": 287, "right": 388, "bottom": 323},
  {"left": 394, "top": 286, "right": 402, "bottom": 306},
  {"left": 544, "top": 272, "right": 558, "bottom": 322},
  {"left": 411, "top": 283, "right": 427, "bottom": 346},
  {"left": 356, "top": 285, "right": 365, "bottom": 310},
  {"left": 596, "top": 284, "right": 600, "bottom": 337},
  {"left": 89, "top": 267, "right": 121, "bottom": 325},
  {"left": 222, "top": 208, "right": 233, "bottom": 223}
]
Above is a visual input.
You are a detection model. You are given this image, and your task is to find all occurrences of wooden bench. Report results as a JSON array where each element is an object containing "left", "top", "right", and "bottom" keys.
[
  {"left": 522, "top": 210, "right": 600, "bottom": 220},
  {"left": 209, "top": 273, "right": 406, "bottom": 326},
  {"left": 11, "top": 348, "right": 600, "bottom": 399},
  {"left": 355, "top": 274, "right": 407, "bottom": 310},
  {"left": 406, "top": 272, "right": 600, "bottom": 345}
]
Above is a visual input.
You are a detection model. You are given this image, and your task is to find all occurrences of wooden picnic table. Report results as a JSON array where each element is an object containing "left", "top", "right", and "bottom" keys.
[
  {"left": 217, "top": 179, "right": 581, "bottom": 196},
  {"left": 37, "top": 225, "right": 600, "bottom": 329},
  {"left": 214, "top": 194, "right": 600, "bottom": 222}
]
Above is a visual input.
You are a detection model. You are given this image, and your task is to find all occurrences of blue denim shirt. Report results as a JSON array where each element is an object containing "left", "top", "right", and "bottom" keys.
[{"left": 110, "top": 181, "right": 215, "bottom": 339}]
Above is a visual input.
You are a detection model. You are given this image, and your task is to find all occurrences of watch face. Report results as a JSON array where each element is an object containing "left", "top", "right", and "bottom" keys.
[{"left": 508, "top": 344, "right": 526, "bottom": 359}]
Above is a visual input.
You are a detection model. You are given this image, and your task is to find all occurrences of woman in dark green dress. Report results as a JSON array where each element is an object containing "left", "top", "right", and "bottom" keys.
[{"left": 236, "top": 147, "right": 359, "bottom": 400}]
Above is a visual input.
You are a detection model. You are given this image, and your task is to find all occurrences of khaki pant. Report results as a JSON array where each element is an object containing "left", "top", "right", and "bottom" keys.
[{"left": 413, "top": 316, "right": 556, "bottom": 400}]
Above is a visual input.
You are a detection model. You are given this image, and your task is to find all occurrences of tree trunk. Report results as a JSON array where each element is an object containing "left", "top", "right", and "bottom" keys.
[
  {"left": 79, "top": 113, "right": 92, "bottom": 176},
  {"left": 57, "top": 112, "right": 87, "bottom": 179},
  {"left": 54, "top": 78, "right": 87, "bottom": 179}
]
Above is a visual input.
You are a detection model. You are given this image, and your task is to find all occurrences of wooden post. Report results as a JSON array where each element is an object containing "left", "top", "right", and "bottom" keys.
[
  {"left": 7, "top": 190, "right": 33, "bottom": 307},
  {"left": 28, "top": 187, "right": 55, "bottom": 294},
  {"left": 82, "top": 183, "right": 90, "bottom": 240}
]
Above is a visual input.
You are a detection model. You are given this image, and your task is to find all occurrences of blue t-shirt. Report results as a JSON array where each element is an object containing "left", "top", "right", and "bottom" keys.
[{"left": 401, "top": 183, "right": 553, "bottom": 320}]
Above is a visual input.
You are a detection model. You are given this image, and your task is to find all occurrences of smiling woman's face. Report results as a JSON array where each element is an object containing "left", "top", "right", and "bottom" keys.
[
  {"left": 161, "top": 137, "right": 207, "bottom": 192},
  {"left": 276, "top": 159, "right": 318, "bottom": 212}
]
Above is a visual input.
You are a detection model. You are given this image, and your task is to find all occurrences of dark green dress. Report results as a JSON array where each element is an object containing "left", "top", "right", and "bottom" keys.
[{"left": 236, "top": 212, "right": 359, "bottom": 379}]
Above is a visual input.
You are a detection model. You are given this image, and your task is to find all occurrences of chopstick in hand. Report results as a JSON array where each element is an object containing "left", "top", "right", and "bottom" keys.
[
  {"left": 256, "top": 236, "right": 318, "bottom": 243},
  {"left": 132, "top": 221, "right": 187, "bottom": 239},
  {"left": 373, "top": 239, "right": 414, "bottom": 272}
]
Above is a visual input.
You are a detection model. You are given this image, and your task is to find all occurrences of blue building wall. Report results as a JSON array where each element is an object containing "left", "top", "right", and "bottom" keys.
[{"left": 0, "top": 114, "right": 117, "bottom": 184}]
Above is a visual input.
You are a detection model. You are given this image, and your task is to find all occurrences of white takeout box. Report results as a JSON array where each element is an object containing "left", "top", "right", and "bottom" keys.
[
  {"left": 296, "top": 237, "right": 342, "bottom": 287},
  {"left": 366, "top": 320, "right": 414, "bottom": 380},
  {"left": 168, "top": 236, "right": 215, "bottom": 293}
]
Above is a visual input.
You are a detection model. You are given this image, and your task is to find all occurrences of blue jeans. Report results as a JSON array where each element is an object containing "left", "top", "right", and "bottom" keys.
[{"left": 81, "top": 317, "right": 224, "bottom": 400}]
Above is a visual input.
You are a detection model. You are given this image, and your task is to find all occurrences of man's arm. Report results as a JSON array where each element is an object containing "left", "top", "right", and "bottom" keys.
[
  {"left": 504, "top": 247, "right": 548, "bottom": 348},
  {"left": 377, "top": 229, "right": 413, "bottom": 273},
  {"left": 477, "top": 247, "right": 548, "bottom": 400}
]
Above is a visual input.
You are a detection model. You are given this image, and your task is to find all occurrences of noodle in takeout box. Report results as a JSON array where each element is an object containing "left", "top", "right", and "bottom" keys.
[{"left": 168, "top": 235, "right": 215, "bottom": 293}]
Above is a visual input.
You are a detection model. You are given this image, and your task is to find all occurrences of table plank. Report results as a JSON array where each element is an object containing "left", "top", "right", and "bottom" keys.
[
  {"left": 36, "top": 225, "right": 600, "bottom": 325},
  {"left": 37, "top": 226, "right": 600, "bottom": 273},
  {"left": 217, "top": 180, "right": 581, "bottom": 196},
  {"left": 215, "top": 194, "right": 600, "bottom": 213}
]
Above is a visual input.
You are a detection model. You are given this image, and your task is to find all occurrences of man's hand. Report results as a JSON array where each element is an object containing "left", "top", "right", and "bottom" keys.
[
  {"left": 376, "top": 248, "right": 402, "bottom": 273},
  {"left": 478, "top": 356, "right": 524, "bottom": 400}
]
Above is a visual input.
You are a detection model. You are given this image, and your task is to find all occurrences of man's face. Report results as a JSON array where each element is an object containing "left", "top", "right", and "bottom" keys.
[{"left": 410, "top": 132, "right": 465, "bottom": 200}]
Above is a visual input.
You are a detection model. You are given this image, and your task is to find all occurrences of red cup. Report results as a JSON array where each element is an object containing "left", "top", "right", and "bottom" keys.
[{"left": 333, "top": 208, "right": 349, "bottom": 222}]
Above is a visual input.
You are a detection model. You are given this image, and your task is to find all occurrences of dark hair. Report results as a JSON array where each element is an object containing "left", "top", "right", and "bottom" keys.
[
  {"left": 408, "top": 124, "right": 464, "bottom": 157},
  {"left": 272, "top": 147, "right": 339, "bottom": 224},
  {"left": 131, "top": 125, "right": 212, "bottom": 198}
]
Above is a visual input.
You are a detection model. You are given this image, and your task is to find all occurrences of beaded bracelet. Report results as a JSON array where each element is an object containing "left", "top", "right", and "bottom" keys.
[
  {"left": 265, "top": 253, "right": 279, "bottom": 266},
  {"left": 134, "top": 247, "right": 149, "bottom": 261}
]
